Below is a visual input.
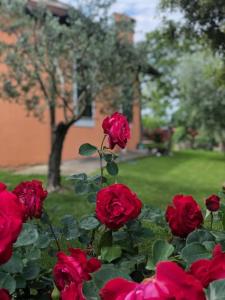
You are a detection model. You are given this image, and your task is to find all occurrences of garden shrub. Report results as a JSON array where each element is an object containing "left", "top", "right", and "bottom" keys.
[{"left": 0, "top": 111, "right": 225, "bottom": 299}]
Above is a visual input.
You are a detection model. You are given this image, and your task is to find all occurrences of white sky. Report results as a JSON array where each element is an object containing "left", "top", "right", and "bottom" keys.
[
  {"left": 61, "top": 0, "right": 182, "bottom": 42},
  {"left": 110, "top": 0, "right": 182, "bottom": 42}
]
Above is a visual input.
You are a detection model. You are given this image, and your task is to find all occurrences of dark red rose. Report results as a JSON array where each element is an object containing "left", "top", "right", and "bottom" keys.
[
  {"left": 0, "top": 289, "right": 11, "bottom": 300},
  {"left": 102, "top": 112, "right": 130, "bottom": 149},
  {"left": 205, "top": 194, "right": 220, "bottom": 212},
  {"left": 53, "top": 248, "right": 101, "bottom": 299},
  {"left": 60, "top": 283, "right": 85, "bottom": 300},
  {"left": 189, "top": 244, "right": 225, "bottom": 288},
  {"left": 96, "top": 184, "right": 142, "bottom": 230},
  {"left": 0, "top": 183, "right": 24, "bottom": 264},
  {"left": 13, "top": 180, "right": 47, "bottom": 220},
  {"left": 166, "top": 195, "right": 203, "bottom": 238},
  {"left": 100, "top": 261, "right": 206, "bottom": 300}
]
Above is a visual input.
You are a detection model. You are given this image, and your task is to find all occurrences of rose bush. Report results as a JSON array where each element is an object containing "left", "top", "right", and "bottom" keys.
[{"left": 0, "top": 111, "right": 225, "bottom": 299}]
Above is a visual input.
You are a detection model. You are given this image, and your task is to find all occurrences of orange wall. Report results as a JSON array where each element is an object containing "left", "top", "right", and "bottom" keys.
[
  {"left": 0, "top": 100, "right": 141, "bottom": 167},
  {"left": 0, "top": 30, "right": 141, "bottom": 167}
]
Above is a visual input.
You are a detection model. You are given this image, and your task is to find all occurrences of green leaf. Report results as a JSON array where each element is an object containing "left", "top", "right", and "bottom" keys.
[
  {"left": 22, "top": 261, "right": 40, "bottom": 280},
  {"left": 146, "top": 240, "right": 174, "bottom": 271},
  {"left": 15, "top": 275, "right": 26, "bottom": 289},
  {"left": 186, "top": 229, "right": 215, "bottom": 244},
  {"left": 79, "top": 143, "right": 97, "bottom": 156},
  {"left": 1, "top": 254, "right": 23, "bottom": 273},
  {"left": 93, "top": 264, "right": 131, "bottom": 290},
  {"left": 35, "top": 232, "right": 51, "bottom": 249},
  {"left": 79, "top": 216, "right": 100, "bottom": 231},
  {"left": 26, "top": 247, "right": 41, "bottom": 261},
  {"left": 75, "top": 181, "right": 89, "bottom": 195},
  {"left": 61, "top": 215, "right": 80, "bottom": 240},
  {"left": 181, "top": 242, "right": 211, "bottom": 265},
  {"left": 88, "top": 193, "right": 97, "bottom": 203},
  {"left": 15, "top": 223, "right": 39, "bottom": 247},
  {"left": 83, "top": 281, "right": 99, "bottom": 299},
  {"left": 206, "top": 279, "right": 225, "bottom": 300},
  {"left": 106, "top": 161, "right": 119, "bottom": 176},
  {"left": 68, "top": 173, "right": 87, "bottom": 181},
  {"left": 0, "top": 272, "right": 16, "bottom": 294},
  {"left": 101, "top": 245, "right": 122, "bottom": 263}
]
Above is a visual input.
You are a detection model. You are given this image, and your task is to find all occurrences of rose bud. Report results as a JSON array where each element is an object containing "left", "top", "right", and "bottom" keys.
[{"left": 205, "top": 194, "right": 220, "bottom": 212}]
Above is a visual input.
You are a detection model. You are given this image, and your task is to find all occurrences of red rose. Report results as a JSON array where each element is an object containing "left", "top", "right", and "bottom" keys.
[
  {"left": 0, "top": 289, "right": 11, "bottom": 300},
  {"left": 53, "top": 248, "right": 101, "bottom": 299},
  {"left": 205, "top": 194, "right": 220, "bottom": 212},
  {"left": 60, "top": 283, "right": 85, "bottom": 300},
  {"left": 166, "top": 195, "right": 203, "bottom": 238},
  {"left": 100, "top": 278, "right": 138, "bottom": 300},
  {"left": 102, "top": 112, "right": 130, "bottom": 149},
  {"left": 13, "top": 180, "right": 48, "bottom": 220},
  {"left": 96, "top": 184, "right": 142, "bottom": 230},
  {"left": 0, "top": 183, "right": 24, "bottom": 264},
  {"left": 189, "top": 244, "right": 225, "bottom": 288},
  {"left": 100, "top": 261, "right": 206, "bottom": 300}
]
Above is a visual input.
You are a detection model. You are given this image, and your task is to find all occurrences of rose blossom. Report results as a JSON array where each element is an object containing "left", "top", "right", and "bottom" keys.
[
  {"left": 13, "top": 180, "right": 48, "bottom": 220},
  {"left": 205, "top": 194, "right": 220, "bottom": 212},
  {"left": 0, "top": 183, "right": 24, "bottom": 264},
  {"left": 102, "top": 112, "right": 130, "bottom": 149},
  {"left": 165, "top": 194, "right": 203, "bottom": 238},
  {"left": 0, "top": 289, "right": 11, "bottom": 300},
  {"left": 189, "top": 244, "right": 225, "bottom": 288},
  {"left": 53, "top": 248, "right": 101, "bottom": 299},
  {"left": 100, "top": 261, "right": 206, "bottom": 300},
  {"left": 96, "top": 184, "right": 142, "bottom": 230}
]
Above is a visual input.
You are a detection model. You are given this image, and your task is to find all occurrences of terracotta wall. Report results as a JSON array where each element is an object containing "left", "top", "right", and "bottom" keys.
[
  {"left": 0, "top": 100, "right": 141, "bottom": 167},
  {"left": 0, "top": 27, "right": 141, "bottom": 167}
]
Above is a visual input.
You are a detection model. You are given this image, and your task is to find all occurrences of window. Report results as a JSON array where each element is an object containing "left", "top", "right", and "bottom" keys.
[{"left": 75, "top": 100, "right": 95, "bottom": 128}]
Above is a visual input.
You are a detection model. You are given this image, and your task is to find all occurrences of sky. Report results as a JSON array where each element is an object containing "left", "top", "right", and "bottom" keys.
[
  {"left": 61, "top": 0, "right": 183, "bottom": 42},
  {"left": 110, "top": 0, "right": 182, "bottom": 42}
]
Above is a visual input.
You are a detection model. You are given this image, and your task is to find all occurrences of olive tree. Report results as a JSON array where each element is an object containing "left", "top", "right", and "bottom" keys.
[{"left": 0, "top": 0, "right": 146, "bottom": 190}]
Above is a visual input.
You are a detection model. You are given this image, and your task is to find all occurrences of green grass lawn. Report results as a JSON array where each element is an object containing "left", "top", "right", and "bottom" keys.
[
  {"left": 0, "top": 150, "right": 224, "bottom": 221},
  {"left": 0, "top": 149, "right": 224, "bottom": 271}
]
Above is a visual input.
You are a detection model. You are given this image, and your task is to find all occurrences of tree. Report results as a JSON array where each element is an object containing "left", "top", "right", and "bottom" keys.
[
  {"left": 143, "top": 21, "right": 201, "bottom": 122},
  {"left": 0, "top": 0, "right": 147, "bottom": 190},
  {"left": 160, "top": 0, "right": 225, "bottom": 52},
  {"left": 173, "top": 50, "right": 225, "bottom": 150}
]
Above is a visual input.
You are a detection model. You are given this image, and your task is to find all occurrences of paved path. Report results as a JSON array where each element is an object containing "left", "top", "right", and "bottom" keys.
[{"left": 14, "top": 150, "right": 148, "bottom": 176}]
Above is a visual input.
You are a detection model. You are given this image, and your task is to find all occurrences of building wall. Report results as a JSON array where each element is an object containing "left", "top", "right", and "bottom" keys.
[
  {"left": 0, "top": 99, "right": 141, "bottom": 167},
  {"left": 0, "top": 21, "right": 141, "bottom": 168}
]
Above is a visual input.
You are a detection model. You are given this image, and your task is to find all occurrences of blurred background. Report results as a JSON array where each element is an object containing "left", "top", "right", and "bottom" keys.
[{"left": 0, "top": 0, "right": 224, "bottom": 218}]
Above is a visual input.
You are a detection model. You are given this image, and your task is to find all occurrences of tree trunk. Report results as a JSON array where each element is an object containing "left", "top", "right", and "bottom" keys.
[
  {"left": 47, "top": 122, "right": 69, "bottom": 192},
  {"left": 221, "top": 141, "right": 225, "bottom": 153}
]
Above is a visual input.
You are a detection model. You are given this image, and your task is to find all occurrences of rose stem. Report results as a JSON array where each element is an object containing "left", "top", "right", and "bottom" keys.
[
  {"left": 98, "top": 135, "right": 107, "bottom": 186},
  {"left": 44, "top": 211, "right": 61, "bottom": 251},
  {"left": 210, "top": 212, "right": 214, "bottom": 230}
]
